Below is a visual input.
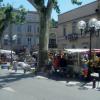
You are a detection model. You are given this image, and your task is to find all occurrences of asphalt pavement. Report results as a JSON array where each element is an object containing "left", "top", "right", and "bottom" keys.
[{"left": 0, "top": 69, "right": 100, "bottom": 100}]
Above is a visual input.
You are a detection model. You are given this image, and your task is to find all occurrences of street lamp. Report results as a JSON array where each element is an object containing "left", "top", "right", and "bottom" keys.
[
  {"left": 77, "top": 18, "right": 100, "bottom": 72},
  {"left": 88, "top": 18, "right": 97, "bottom": 60},
  {"left": 95, "top": 21, "right": 100, "bottom": 36},
  {"left": 77, "top": 20, "right": 86, "bottom": 36}
]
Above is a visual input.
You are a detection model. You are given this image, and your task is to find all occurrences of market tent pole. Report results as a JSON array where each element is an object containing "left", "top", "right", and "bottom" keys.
[{"left": 77, "top": 52, "right": 80, "bottom": 66}]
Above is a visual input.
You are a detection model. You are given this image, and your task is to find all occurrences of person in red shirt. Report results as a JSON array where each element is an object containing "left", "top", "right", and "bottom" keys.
[{"left": 53, "top": 54, "right": 61, "bottom": 71}]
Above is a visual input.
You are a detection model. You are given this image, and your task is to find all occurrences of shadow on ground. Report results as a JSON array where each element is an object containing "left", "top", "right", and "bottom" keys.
[
  {"left": 42, "top": 72, "right": 96, "bottom": 91},
  {"left": 0, "top": 70, "right": 99, "bottom": 91},
  {"left": 0, "top": 70, "right": 35, "bottom": 89}
]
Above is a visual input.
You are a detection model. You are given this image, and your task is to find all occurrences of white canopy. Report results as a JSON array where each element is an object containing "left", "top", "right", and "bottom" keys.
[
  {"left": 64, "top": 49, "right": 89, "bottom": 53},
  {"left": 0, "top": 49, "right": 15, "bottom": 54},
  {"left": 64, "top": 48, "right": 100, "bottom": 53}
]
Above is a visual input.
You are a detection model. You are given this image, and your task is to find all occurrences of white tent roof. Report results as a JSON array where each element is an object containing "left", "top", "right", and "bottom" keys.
[
  {"left": 64, "top": 49, "right": 89, "bottom": 53},
  {"left": 64, "top": 48, "right": 100, "bottom": 53},
  {"left": 0, "top": 49, "right": 15, "bottom": 54}
]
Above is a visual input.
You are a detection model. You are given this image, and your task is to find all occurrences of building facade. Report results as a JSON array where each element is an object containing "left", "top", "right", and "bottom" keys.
[
  {"left": 49, "top": 27, "right": 57, "bottom": 49},
  {"left": 1, "top": 11, "right": 40, "bottom": 51},
  {"left": 1, "top": 11, "right": 57, "bottom": 51},
  {"left": 57, "top": 0, "right": 100, "bottom": 49}
]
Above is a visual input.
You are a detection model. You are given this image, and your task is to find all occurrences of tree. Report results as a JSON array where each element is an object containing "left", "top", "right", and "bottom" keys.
[
  {"left": 0, "top": 4, "right": 26, "bottom": 46},
  {"left": 0, "top": 4, "right": 26, "bottom": 66},
  {"left": 50, "top": 18, "right": 58, "bottom": 28},
  {"left": 28, "top": 0, "right": 82, "bottom": 71}
]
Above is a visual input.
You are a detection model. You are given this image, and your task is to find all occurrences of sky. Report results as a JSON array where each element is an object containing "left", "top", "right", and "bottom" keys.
[{"left": 1, "top": 0, "right": 96, "bottom": 21}]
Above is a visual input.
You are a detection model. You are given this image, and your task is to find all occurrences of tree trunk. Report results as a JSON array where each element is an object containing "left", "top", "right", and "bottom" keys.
[
  {"left": 0, "top": 39, "right": 2, "bottom": 49},
  {"left": 38, "top": 12, "right": 50, "bottom": 71},
  {"left": 0, "top": 34, "right": 3, "bottom": 48}
]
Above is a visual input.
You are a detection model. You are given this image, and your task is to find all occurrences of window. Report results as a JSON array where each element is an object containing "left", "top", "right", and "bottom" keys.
[
  {"left": 17, "top": 25, "right": 22, "bottom": 33},
  {"left": 27, "top": 25, "right": 32, "bottom": 32},
  {"left": 50, "top": 33, "right": 56, "bottom": 38},
  {"left": 12, "top": 40, "right": 16, "bottom": 44},
  {"left": 17, "top": 38, "right": 21, "bottom": 45},
  {"left": 49, "top": 39, "right": 57, "bottom": 48},
  {"left": 34, "top": 26, "right": 36, "bottom": 33},
  {"left": 72, "top": 21, "right": 76, "bottom": 33},
  {"left": 72, "top": 44, "right": 75, "bottom": 48},
  {"left": 4, "top": 39, "right": 8, "bottom": 45},
  {"left": 83, "top": 46, "right": 87, "bottom": 48},
  {"left": 37, "top": 26, "right": 40, "bottom": 33},
  {"left": 82, "top": 42, "right": 88, "bottom": 48},
  {"left": 63, "top": 27, "right": 66, "bottom": 36},
  {"left": 27, "top": 37, "right": 31, "bottom": 45}
]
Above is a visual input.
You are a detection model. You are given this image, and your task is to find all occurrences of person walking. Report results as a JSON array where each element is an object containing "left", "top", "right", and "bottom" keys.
[
  {"left": 60, "top": 54, "right": 67, "bottom": 77},
  {"left": 52, "top": 54, "right": 61, "bottom": 72},
  {"left": 13, "top": 61, "right": 18, "bottom": 72}
]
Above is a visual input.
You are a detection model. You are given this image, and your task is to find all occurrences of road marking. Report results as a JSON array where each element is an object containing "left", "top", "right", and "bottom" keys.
[{"left": 2, "top": 87, "right": 16, "bottom": 92}]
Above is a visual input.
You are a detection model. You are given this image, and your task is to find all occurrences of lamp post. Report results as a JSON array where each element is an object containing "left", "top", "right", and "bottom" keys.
[
  {"left": 77, "top": 18, "right": 100, "bottom": 73},
  {"left": 88, "top": 18, "right": 98, "bottom": 62},
  {"left": 78, "top": 18, "right": 100, "bottom": 88}
]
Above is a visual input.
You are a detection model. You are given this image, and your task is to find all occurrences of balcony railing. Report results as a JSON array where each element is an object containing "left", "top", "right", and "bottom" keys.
[
  {"left": 65, "top": 30, "right": 99, "bottom": 41},
  {"left": 65, "top": 33, "right": 78, "bottom": 41}
]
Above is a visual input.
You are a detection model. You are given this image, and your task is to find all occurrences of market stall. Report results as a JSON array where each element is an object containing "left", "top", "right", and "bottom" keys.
[{"left": 64, "top": 49, "right": 100, "bottom": 75}]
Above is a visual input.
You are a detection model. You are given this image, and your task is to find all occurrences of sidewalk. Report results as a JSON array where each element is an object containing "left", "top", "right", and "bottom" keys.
[
  {"left": 1, "top": 68, "right": 100, "bottom": 91},
  {"left": 59, "top": 79, "right": 100, "bottom": 90},
  {"left": 0, "top": 69, "right": 10, "bottom": 76}
]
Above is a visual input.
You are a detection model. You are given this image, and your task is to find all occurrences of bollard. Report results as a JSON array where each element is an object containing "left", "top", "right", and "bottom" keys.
[{"left": 92, "top": 78, "right": 96, "bottom": 88}]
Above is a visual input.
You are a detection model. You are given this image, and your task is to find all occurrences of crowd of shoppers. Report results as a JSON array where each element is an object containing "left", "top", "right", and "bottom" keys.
[{"left": 45, "top": 51, "right": 75, "bottom": 77}]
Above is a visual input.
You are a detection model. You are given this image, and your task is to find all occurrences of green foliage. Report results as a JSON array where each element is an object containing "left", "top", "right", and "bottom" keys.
[
  {"left": 0, "top": 0, "right": 3, "bottom": 2},
  {"left": 4, "top": 4, "right": 13, "bottom": 22},
  {"left": 71, "top": 0, "right": 82, "bottom": 5},
  {"left": 50, "top": 18, "right": 57, "bottom": 28},
  {"left": 34, "top": 0, "right": 44, "bottom": 5},
  {"left": 13, "top": 5, "right": 26, "bottom": 24},
  {"left": 52, "top": 0, "right": 82, "bottom": 13},
  {"left": 0, "top": 4, "right": 13, "bottom": 38},
  {"left": 29, "top": 0, "right": 82, "bottom": 14},
  {"left": 3, "top": 4, "right": 26, "bottom": 24},
  {"left": 0, "top": 4, "right": 26, "bottom": 39},
  {"left": 53, "top": 0, "right": 60, "bottom": 13}
]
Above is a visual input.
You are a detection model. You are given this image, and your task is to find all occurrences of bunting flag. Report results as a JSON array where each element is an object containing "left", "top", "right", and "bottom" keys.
[{"left": 71, "top": 0, "right": 82, "bottom": 5}]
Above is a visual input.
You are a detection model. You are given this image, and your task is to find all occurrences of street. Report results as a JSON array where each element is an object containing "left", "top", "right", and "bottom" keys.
[{"left": 0, "top": 69, "right": 100, "bottom": 100}]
